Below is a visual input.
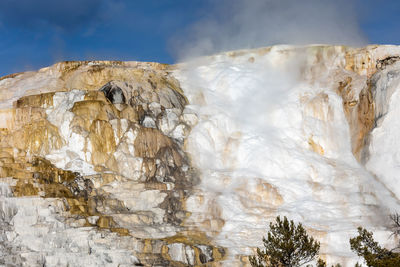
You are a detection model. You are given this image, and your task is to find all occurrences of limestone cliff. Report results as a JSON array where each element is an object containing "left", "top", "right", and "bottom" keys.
[{"left": 1, "top": 46, "right": 400, "bottom": 266}]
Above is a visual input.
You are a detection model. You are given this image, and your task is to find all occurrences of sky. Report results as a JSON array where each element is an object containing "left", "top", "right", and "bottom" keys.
[{"left": 0, "top": 0, "right": 400, "bottom": 76}]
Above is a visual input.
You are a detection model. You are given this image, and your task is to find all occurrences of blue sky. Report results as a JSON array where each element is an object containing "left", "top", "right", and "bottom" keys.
[{"left": 0, "top": 0, "right": 399, "bottom": 76}]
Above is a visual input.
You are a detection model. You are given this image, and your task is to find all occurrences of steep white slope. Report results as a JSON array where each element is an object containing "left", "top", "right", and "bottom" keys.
[
  {"left": 175, "top": 46, "right": 400, "bottom": 265},
  {"left": 366, "top": 61, "right": 400, "bottom": 199}
]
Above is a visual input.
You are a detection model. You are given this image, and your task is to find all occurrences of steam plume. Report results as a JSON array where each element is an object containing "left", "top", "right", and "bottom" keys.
[{"left": 172, "top": 0, "right": 366, "bottom": 60}]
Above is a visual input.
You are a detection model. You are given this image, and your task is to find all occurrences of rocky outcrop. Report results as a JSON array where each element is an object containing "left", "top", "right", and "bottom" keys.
[{"left": 0, "top": 61, "right": 224, "bottom": 266}]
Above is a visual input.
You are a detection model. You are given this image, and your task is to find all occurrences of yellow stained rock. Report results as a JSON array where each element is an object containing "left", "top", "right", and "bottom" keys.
[
  {"left": 337, "top": 77, "right": 374, "bottom": 160},
  {"left": 12, "top": 119, "right": 63, "bottom": 155},
  {"left": 59, "top": 61, "right": 85, "bottom": 81},
  {"left": 110, "top": 227, "right": 130, "bottom": 236},
  {"left": 308, "top": 137, "right": 325, "bottom": 156},
  {"left": 14, "top": 92, "right": 54, "bottom": 108},
  {"left": 134, "top": 127, "right": 172, "bottom": 158},
  {"left": 72, "top": 100, "right": 109, "bottom": 120},
  {"left": 89, "top": 120, "right": 116, "bottom": 166},
  {"left": 43, "top": 184, "right": 75, "bottom": 198},
  {"left": 0, "top": 72, "right": 22, "bottom": 82},
  {"left": 105, "top": 155, "right": 119, "bottom": 173},
  {"left": 97, "top": 216, "right": 115, "bottom": 228},
  {"left": 235, "top": 179, "right": 284, "bottom": 210},
  {"left": 13, "top": 179, "right": 38, "bottom": 197},
  {"left": 14, "top": 107, "right": 47, "bottom": 127},
  {"left": 83, "top": 90, "right": 109, "bottom": 102},
  {"left": 345, "top": 49, "right": 375, "bottom": 77},
  {"left": 120, "top": 105, "right": 139, "bottom": 123}
]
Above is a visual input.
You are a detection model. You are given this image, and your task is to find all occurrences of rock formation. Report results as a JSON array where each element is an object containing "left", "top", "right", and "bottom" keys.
[
  {"left": 1, "top": 46, "right": 400, "bottom": 266},
  {"left": 0, "top": 61, "right": 224, "bottom": 266}
]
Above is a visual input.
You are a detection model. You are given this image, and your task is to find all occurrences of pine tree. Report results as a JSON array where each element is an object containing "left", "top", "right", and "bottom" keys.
[
  {"left": 349, "top": 227, "right": 400, "bottom": 267},
  {"left": 250, "top": 216, "right": 321, "bottom": 267}
]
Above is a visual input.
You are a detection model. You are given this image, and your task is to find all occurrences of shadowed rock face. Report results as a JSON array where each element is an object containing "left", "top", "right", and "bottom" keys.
[{"left": 101, "top": 82, "right": 127, "bottom": 104}]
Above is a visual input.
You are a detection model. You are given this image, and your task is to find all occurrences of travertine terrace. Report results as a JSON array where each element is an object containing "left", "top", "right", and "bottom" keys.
[{"left": 2, "top": 45, "right": 400, "bottom": 266}]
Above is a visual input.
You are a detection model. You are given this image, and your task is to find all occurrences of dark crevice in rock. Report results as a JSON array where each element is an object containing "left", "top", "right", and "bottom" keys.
[
  {"left": 376, "top": 56, "right": 400, "bottom": 70},
  {"left": 159, "top": 191, "right": 186, "bottom": 225},
  {"left": 100, "top": 82, "right": 126, "bottom": 104}
]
